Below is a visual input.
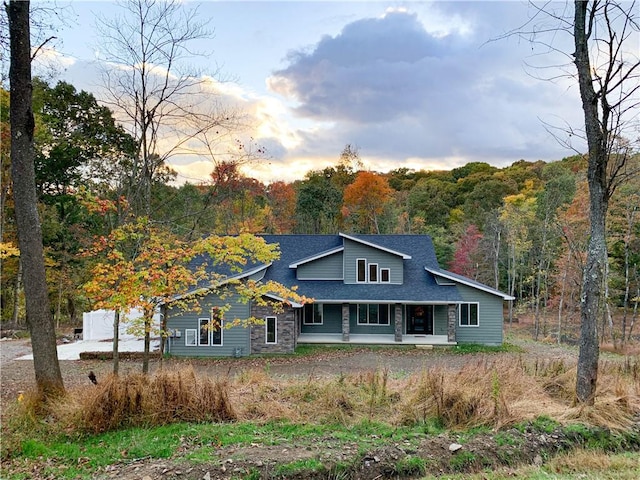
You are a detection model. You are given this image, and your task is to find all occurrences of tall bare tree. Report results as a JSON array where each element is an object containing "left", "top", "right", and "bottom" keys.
[
  {"left": 7, "top": 0, "right": 64, "bottom": 397},
  {"left": 504, "top": 0, "right": 639, "bottom": 404},
  {"left": 572, "top": 0, "right": 639, "bottom": 404},
  {"left": 96, "top": 0, "right": 240, "bottom": 217}
]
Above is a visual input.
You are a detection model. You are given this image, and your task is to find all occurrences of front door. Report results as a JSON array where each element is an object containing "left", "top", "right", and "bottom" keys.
[{"left": 407, "top": 305, "right": 433, "bottom": 335}]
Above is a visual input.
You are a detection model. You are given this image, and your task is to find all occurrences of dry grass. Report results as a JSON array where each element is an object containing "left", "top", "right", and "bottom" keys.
[
  {"left": 545, "top": 448, "right": 640, "bottom": 476},
  {"left": 10, "top": 355, "right": 639, "bottom": 437},
  {"left": 55, "top": 366, "right": 236, "bottom": 434}
]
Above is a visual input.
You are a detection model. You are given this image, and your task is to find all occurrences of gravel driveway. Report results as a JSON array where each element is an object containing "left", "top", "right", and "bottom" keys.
[{"left": 0, "top": 335, "right": 582, "bottom": 415}]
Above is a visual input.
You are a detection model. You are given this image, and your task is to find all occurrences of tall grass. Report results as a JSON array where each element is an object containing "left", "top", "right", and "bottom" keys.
[
  {"left": 58, "top": 366, "right": 235, "bottom": 434},
  {"left": 4, "top": 355, "right": 638, "bottom": 448}
]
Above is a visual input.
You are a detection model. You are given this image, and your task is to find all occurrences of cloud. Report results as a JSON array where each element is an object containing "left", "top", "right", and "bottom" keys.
[{"left": 268, "top": 6, "right": 585, "bottom": 169}]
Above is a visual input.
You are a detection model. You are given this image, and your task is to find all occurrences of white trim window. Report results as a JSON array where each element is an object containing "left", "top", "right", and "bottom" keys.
[
  {"left": 303, "top": 303, "right": 323, "bottom": 325},
  {"left": 199, "top": 318, "right": 211, "bottom": 345},
  {"left": 185, "top": 329, "right": 197, "bottom": 346},
  {"left": 194, "top": 311, "right": 224, "bottom": 346},
  {"left": 357, "top": 304, "right": 390, "bottom": 325},
  {"left": 459, "top": 303, "right": 479, "bottom": 327},
  {"left": 265, "top": 316, "right": 277, "bottom": 344},
  {"left": 369, "top": 263, "right": 378, "bottom": 283},
  {"left": 356, "top": 259, "right": 390, "bottom": 284},
  {"left": 356, "top": 258, "right": 367, "bottom": 283},
  {"left": 211, "top": 309, "right": 223, "bottom": 345},
  {"left": 380, "top": 268, "right": 390, "bottom": 283}
]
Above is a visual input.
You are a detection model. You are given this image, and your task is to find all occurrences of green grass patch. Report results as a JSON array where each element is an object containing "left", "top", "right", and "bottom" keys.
[
  {"left": 274, "top": 458, "right": 326, "bottom": 476},
  {"left": 396, "top": 455, "right": 429, "bottom": 476}
]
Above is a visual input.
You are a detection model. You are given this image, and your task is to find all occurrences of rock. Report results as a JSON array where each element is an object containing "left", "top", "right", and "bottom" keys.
[
  {"left": 142, "top": 477, "right": 153, "bottom": 480},
  {"left": 534, "top": 455, "right": 543, "bottom": 466},
  {"left": 449, "top": 443, "right": 463, "bottom": 452},
  {"left": 203, "top": 472, "right": 211, "bottom": 480}
]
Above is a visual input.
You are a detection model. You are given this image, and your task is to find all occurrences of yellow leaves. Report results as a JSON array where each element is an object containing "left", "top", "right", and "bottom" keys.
[{"left": 0, "top": 242, "right": 19, "bottom": 259}]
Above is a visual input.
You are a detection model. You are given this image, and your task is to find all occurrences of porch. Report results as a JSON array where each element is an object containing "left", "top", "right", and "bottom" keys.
[{"left": 297, "top": 333, "right": 456, "bottom": 346}]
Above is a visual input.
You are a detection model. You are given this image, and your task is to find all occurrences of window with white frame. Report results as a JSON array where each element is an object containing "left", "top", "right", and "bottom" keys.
[
  {"left": 211, "top": 308, "right": 223, "bottom": 345},
  {"left": 380, "top": 268, "right": 390, "bottom": 283},
  {"left": 357, "top": 259, "right": 366, "bottom": 282},
  {"left": 187, "top": 310, "right": 224, "bottom": 346},
  {"left": 356, "top": 259, "right": 390, "bottom": 284},
  {"left": 199, "top": 318, "right": 210, "bottom": 345},
  {"left": 459, "top": 303, "right": 479, "bottom": 326},
  {"left": 303, "top": 303, "right": 323, "bottom": 324},
  {"left": 369, "top": 263, "right": 378, "bottom": 282},
  {"left": 265, "top": 316, "right": 277, "bottom": 344},
  {"left": 185, "top": 329, "right": 197, "bottom": 346},
  {"left": 357, "top": 304, "right": 390, "bottom": 325}
]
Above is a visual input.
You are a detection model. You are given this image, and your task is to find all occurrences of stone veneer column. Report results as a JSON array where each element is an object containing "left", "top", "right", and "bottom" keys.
[
  {"left": 342, "top": 303, "right": 350, "bottom": 342},
  {"left": 447, "top": 304, "right": 457, "bottom": 343},
  {"left": 394, "top": 304, "right": 403, "bottom": 342}
]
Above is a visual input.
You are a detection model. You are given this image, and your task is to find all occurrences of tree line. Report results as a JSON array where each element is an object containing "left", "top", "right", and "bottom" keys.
[{"left": 2, "top": 77, "right": 639, "bottom": 347}]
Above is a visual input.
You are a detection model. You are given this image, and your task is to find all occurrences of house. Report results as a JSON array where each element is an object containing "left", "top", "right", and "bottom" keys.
[{"left": 164, "top": 234, "right": 514, "bottom": 357}]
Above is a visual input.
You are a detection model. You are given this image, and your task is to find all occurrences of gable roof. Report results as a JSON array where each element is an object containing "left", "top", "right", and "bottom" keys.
[
  {"left": 339, "top": 233, "right": 412, "bottom": 259},
  {"left": 425, "top": 267, "right": 515, "bottom": 301},
  {"left": 183, "top": 234, "right": 512, "bottom": 305},
  {"left": 260, "top": 234, "right": 461, "bottom": 303}
]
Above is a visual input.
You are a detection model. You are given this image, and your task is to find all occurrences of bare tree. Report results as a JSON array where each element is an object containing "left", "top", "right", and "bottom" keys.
[
  {"left": 6, "top": 0, "right": 64, "bottom": 397},
  {"left": 572, "top": 0, "right": 639, "bottom": 404},
  {"left": 501, "top": 0, "right": 639, "bottom": 404},
  {"left": 95, "top": 0, "right": 246, "bottom": 218}
]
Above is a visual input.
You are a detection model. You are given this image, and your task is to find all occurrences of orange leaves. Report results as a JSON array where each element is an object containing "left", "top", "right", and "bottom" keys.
[{"left": 342, "top": 171, "right": 393, "bottom": 233}]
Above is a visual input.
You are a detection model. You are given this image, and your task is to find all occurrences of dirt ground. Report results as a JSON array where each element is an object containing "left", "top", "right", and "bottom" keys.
[{"left": 2, "top": 331, "right": 637, "bottom": 479}]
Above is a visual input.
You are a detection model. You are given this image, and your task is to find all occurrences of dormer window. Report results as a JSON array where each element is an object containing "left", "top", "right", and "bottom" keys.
[
  {"left": 357, "top": 259, "right": 367, "bottom": 282},
  {"left": 356, "top": 259, "right": 390, "bottom": 283},
  {"left": 380, "top": 268, "right": 390, "bottom": 283},
  {"left": 369, "top": 263, "right": 378, "bottom": 282}
]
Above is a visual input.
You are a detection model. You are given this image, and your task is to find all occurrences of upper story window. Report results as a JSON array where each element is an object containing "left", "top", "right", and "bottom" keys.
[
  {"left": 356, "top": 259, "right": 390, "bottom": 283},
  {"left": 357, "top": 259, "right": 366, "bottom": 282},
  {"left": 369, "top": 263, "right": 378, "bottom": 282}
]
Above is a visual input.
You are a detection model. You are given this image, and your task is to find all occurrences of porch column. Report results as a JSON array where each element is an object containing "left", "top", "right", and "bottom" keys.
[
  {"left": 394, "top": 304, "right": 403, "bottom": 342},
  {"left": 447, "top": 304, "right": 457, "bottom": 342},
  {"left": 342, "top": 303, "right": 350, "bottom": 342}
]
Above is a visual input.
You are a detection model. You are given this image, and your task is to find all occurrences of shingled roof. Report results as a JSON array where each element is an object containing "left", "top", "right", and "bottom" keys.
[{"left": 258, "top": 234, "right": 464, "bottom": 303}]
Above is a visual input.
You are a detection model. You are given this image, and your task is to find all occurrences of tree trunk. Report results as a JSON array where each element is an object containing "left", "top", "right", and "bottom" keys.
[
  {"left": 142, "top": 309, "right": 152, "bottom": 374},
  {"left": 7, "top": 0, "right": 64, "bottom": 397},
  {"left": 574, "top": 0, "right": 607, "bottom": 405},
  {"left": 112, "top": 309, "right": 120, "bottom": 375},
  {"left": 11, "top": 258, "right": 22, "bottom": 326}
]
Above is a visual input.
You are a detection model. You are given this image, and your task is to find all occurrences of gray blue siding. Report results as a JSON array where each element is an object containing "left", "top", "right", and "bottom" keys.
[
  {"left": 166, "top": 291, "right": 251, "bottom": 357},
  {"left": 454, "top": 284, "right": 504, "bottom": 345},
  {"left": 343, "top": 239, "right": 404, "bottom": 284},
  {"left": 297, "top": 252, "right": 343, "bottom": 280}
]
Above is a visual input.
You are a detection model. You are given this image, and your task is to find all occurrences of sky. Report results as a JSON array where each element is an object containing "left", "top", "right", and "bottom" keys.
[{"left": 37, "top": 0, "right": 589, "bottom": 184}]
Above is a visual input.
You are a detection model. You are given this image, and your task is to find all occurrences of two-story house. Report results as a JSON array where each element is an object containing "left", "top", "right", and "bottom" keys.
[{"left": 164, "top": 234, "right": 514, "bottom": 357}]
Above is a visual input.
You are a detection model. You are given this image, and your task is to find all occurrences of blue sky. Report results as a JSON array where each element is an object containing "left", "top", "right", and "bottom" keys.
[{"left": 38, "top": 1, "right": 586, "bottom": 184}]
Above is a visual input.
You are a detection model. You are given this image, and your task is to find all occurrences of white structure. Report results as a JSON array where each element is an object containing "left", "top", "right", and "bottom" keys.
[{"left": 82, "top": 309, "right": 161, "bottom": 341}]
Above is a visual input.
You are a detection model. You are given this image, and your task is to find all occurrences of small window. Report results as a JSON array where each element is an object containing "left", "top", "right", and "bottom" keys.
[
  {"left": 185, "top": 329, "right": 197, "bottom": 346},
  {"left": 265, "top": 316, "right": 277, "bottom": 344},
  {"left": 357, "top": 259, "right": 366, "bottom": 282},
  {"left": 460, "top": 303, "right": 479, "bottom": 327},
  {"left": 211, "top": 309, "right": 223, "bottom": 345},
  {"left": 380, "top": 268, "right": 390, "bottom": 282},
  {"left": 369, "top": 263, "right": 378, "bottom": 283},
  {"left": 303, "top": 303, "right": 323, "bottom": 324},
  {"left": 199, "top": 318, "right": 210, "bottom": 346}
]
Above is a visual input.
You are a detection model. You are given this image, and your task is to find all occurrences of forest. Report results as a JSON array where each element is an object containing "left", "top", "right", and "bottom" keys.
[{"left": 1, "top": 77, "right": 639, "bottom": 347}]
